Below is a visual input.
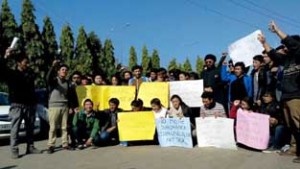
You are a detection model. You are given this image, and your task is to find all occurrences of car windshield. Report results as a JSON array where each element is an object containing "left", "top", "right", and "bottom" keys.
[{"left": 0, "top": 93, "right": 9, "bottom": 105}]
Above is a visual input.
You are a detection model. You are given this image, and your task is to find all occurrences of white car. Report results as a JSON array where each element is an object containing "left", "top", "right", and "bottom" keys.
[{"left": 0, "top": 92, "right": 43, "bottom": 139}]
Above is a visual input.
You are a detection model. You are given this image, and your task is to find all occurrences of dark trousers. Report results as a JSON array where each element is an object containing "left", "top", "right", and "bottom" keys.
[
  {"left": 10, "top": 103, "right": 36, "bottom": 151},
  {"left": 72, "top": 125, "right": 99, "bottom": 145}
]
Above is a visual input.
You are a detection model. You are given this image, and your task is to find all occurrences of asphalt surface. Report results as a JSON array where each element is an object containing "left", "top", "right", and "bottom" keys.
[{"left": 0, "top": 139, "right": 299, "bottom": 169}]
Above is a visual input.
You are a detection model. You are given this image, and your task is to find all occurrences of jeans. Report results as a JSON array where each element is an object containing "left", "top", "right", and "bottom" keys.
[
  {"left": 10, "top": 103, "right": 36, "bottom": 151},
  {"left": 270, "top": 125, "right": 285, "bottom": 149},
  {"left": 73, "top": 126, "right": 99, "bottom": 145}
]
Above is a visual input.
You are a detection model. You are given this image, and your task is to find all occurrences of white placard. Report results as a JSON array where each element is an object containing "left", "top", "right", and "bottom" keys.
[
  {"left": 196, "top": 117, "right": 237, "bottom": 150},
  {"left": 228, "top": 30, "right": 264, "bottom": 67},
  {"left": 169, "top": 80, "right": 203, "bottom": 107}
]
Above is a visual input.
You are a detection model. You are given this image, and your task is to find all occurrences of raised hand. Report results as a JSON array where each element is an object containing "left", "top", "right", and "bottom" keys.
[
  {"left": 268, "top": 21, "right": 278, "bottom": 33},
  {"left": 257, "top": 33, "right": 266, "bottom": 44}
]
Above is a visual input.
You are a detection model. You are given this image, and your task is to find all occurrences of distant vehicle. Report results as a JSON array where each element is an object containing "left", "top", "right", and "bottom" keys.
[{"left": 0, "top": 92, "right": 48, "bottom": 140}]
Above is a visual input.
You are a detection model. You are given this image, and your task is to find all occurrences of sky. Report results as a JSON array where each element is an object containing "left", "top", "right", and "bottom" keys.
[{"left": 5, "top": 0, "right": 300, "bottom": 68}]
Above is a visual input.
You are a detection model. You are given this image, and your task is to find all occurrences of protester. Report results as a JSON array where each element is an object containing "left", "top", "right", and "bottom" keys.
[
  {"left": 151, "top": 98, "right": 167, "bottom": 119},
  {"left": 229, "top": 97, "right": 253, "bottom": 120},
  {"left": 251, "top": 55, "right": 266, "bottom": 110},
  {"left": 200, "top": 92, "right": 226, "bottom": 118},
  {"left": 70, "top": 71, "right": 82, "bottom": 86},
  {"left": 149, "top": 68, "right": 158, "bottom": 82},
  {"left": 111, "top": 74, "right": 121, "bottom": 86},
  {"left": 128, "top": 65, "right": 149, "bottom": 92},
  {"left": 93, "top": 73, "right": 106, "bottom": 85},
  {"left": 156, "top": 68, "right": 168, "bottom": 82},
  {"left": 46, "top": 60, "right": 79, "bottom": 154},
  {"left": 122, "top": 70, "right": 132, "bottom": 84},
  {"left": 259, "top": 92, "right": 285, "bottom": 153},
  {"left": 0, "top": 48, "right": 41, "bottom": 159},
  {"left": 72, "top": 99, "right": 100, "bottom": 149},
  {"left": 179, "top": 72, "right": 189, "bottom": 81},
  {"left": 258, "top": 21, "right": 300, "bottom": 163},
  {"left": 221, "top": 61, "right": 253, "bottom": 105},
  {"left": 99, "top": 98, "right": 122, "bottom": 146}
]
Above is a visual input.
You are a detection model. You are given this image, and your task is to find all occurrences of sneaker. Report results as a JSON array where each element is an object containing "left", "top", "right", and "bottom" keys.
[
  {"left": 119, "top": 141, "right": 128, "bottom": 147},
  {"left": 47, "top": 146, "right": 55, "bottom": 154},
  {"left": 26, "top": 146, "right": 42, "bottom": 154},
  {"left": 263, "top": 147, "right": 279, "bottom": 154},
  {"left": 11, "top": 149, "right": 19, "bottom": 159},
  {"left": 280, "top": 144, "right": 290, "bottom": 153},
  {"left": 293, "top": 156, "right": 300, "bottom": 163},
  {"left": 77, "top": 145, "right": 84, "bottom": 150}
]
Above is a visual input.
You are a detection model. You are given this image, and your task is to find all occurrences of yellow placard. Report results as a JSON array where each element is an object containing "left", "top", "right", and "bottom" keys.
[
  {"left": 100, "top": 86, "right": 136, "bottom": 111},
  {"left": 118, "top": 111, "right": 156, "bottom": 141},
  {"left": 137, "top": 82, "right": 169, "bottom": 108},
  {"left": 76, "top": 85, "right": 98, "bottom": 108}
]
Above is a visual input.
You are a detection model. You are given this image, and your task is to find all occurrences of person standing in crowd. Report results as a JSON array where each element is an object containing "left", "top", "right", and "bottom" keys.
[
  {"left": 122, "top": 70, "right": 132, "bottom": 85},
  {"left": 70, "top": 71, "right": 82, "bottom": 86},
  {"left": 258, "top": 21, "right": 300, "bottom": 163},
  {"left": 149, "top": 68, "right": 158, "bottom": 82},
  {"left": 99, "top": 98, "right": 122, "bottom": 146},
  {"left": 200, "top": 92, "right": 226, "bottom": 118},
  {"left": 150, "top": 98, "right": 167, "bottom": 119},
  {"left": 156, "top": 68, "right": 168, "bottom": 82},
  {"left": 221, "top": 61, "right": 253, "bottom": 106},
  {"left": 0, "top": 48, "right": 41, "bottom": 159},
  {"left": 72, "top": 99, "right": 100, "bottom": 149},
  {"left": 251, "top": 55, "right": 266, "bottom": 110},
  {"left": 111, "top": 74, "right": 121, "bottom": 86},
  {"left": 201, "top": 53, "right": 226, "bottom": 113},
  {"left": 93, "top": 73, "right": 106, "bottom": 85},
  {"left": 179, "top": 72, "right": 189, "bottom": 81},
  {"left": 128, "top": 65, "right": 149, "bottom": 99},
  {"left": 46, "top": 60, "right": 79, "bottom": 154},
  {"left": 262, "top": 50, "right": 281, "bottom": 101}
]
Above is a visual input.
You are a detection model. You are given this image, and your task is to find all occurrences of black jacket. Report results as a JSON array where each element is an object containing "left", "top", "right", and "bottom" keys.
[
  {"left": 267, "top": 36, "right": 300, "bottom": 100},
  {"left": 0, "top": 57, "right": 37, "bottom": 105}
]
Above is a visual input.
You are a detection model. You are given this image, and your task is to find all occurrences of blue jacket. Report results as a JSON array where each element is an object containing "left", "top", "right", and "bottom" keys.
[{"left": 221, "top": 65, "right": 253, "bottom": 102}]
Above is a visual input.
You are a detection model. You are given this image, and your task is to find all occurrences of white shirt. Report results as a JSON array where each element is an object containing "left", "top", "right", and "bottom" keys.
[{"left": 153, "top": 107, "right": 167, "bottom": 119}]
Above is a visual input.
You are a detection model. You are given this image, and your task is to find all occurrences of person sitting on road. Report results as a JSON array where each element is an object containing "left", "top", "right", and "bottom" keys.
[
  {"left": 151, "top": 98, "right": 167, "bottom": 119},
  {"left": 200, "top": 91, "right": 227, "bottom": 118}
]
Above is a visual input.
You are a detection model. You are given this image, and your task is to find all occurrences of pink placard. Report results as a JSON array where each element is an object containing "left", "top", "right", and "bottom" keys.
[{"left": 236, "top": 109, "right": 270, "bottom": 150}]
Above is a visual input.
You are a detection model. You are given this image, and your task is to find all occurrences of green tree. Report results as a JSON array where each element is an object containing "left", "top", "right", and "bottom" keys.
[
  {"left": 41, "top": 16, "right": 58, "bottom": 73},
  {"left": 196, "top": 56, "right": 204, "bottom": 75},
  {"left": 128, "top": 46, "right": 137, "bottom": 71},
  {"left": 60, "top": 24, "right": 74, "bottom": 69},
  {"left": 0, "top": 0, "right": 19, "bottom": 56},
  {"left": 74, "top": 26, "right": 93, "bottom": 75},
  {"left": 151, "top": 49, "right": 160, "bottom": 69},
  {"left": 21, "top": 0, "right": 45, "bottom": 88},
  {"left": 183, "top": 58, "right": 192, "bottom": 72},
  {"left": 141, "top": 45, "right": 150, "bottom": 74},
  {"left": 168, "top": 58, "right": 178, "bottom": 71},
  {"left": 87, "top": 31, "right": 103, "bottom": 74},
  {"left": 102, "top": 39, "right": 116, "bottom": 78}
]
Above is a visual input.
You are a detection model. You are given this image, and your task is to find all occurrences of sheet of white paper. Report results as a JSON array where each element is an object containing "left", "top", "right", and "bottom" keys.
[
  {"left": 196, "top": 117, "right": 237, "bottom": 150},
  {"left": 169, "top": 80, "right": 203, "bottom": 107},
  {"left": 228, "top": 30, "right": 264, "bottom": 67}
]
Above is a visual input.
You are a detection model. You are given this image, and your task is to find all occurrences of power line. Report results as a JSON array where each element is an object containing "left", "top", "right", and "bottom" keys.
[
  {"left": 185, "top": 0, "right": 261, "bottom": 30},
  {"left": 228, "top": 0, "right": 300, "bottom": 29},
  {"left": 243, "top": 0, "right": 300, "bottom": 25}
]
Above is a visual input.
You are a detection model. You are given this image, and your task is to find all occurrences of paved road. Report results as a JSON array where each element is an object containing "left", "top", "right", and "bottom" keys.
[{"left": 0, "top": 139, "right": 298, "bottom": 169}]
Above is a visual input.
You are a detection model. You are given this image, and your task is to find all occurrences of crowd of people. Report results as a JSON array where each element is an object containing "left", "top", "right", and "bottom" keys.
[{"left": 0, "top": 21, "right": 299, "bottom": 163}]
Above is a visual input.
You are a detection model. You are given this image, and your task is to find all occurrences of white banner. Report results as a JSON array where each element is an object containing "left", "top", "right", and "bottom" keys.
[
  {"left": 196, "top": 117, "right": 237, "bottom": 150},
  {"left": 228, "top": 30, "right": 264, "bottom": 67},
  {"left": 169, "top": 80, "right": 203, "bottom": 107}
]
